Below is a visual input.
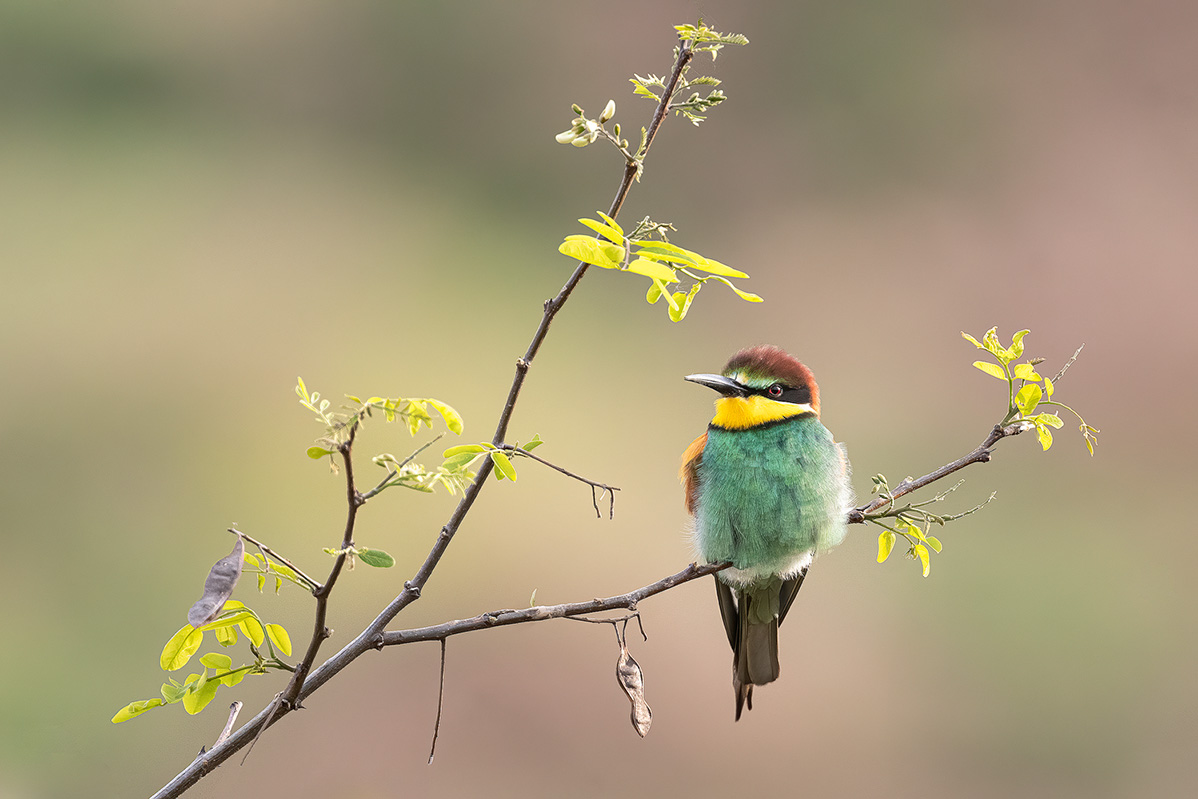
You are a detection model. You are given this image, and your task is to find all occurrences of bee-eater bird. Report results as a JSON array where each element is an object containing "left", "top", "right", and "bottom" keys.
[{"left": 682, "top": 345, "right": 851, "bottom": 720}]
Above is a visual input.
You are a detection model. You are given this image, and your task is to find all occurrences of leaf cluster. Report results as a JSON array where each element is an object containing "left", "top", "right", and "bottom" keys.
[
  {"left": 963, "top": 328, "right": 1099, "bottom": 454},
  {"left": 113, "top": 601, "right": 293, "bottom": 723},
  {"left": 559, "top": 213, "right": 761, "bottom": 322},
  {"left": 442, "top": 433, "right": 544, "bottom": 483}
]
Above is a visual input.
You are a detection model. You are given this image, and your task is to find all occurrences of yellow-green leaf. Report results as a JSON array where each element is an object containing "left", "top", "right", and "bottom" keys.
[
  {"left": 1036, "top": 424, "right": 1053, "bottom": 451},
  {"left": 239, "top": 616, "right": 265, "bottom": 648},
  {"left": 265, "top": 623, "right": 293, "bottom": 657},
  {"left": 914, "top": 544, "right": 931, "bottom": 577},
  {"left": 706, "top": 274, "right": 762, "bottom": 302},
  {"left": 596, "top": 211, "right": 624, "bottom": 236},
  {"left": 972, "top": 361, "right": 1007, "bottom": 380},
  {"left": 112, "top": 698, "right": 164, "bottom": 723},
  {"left": 646, "top": 280, "right": 663, "bottom": 304},
  {"left": 491, "top": 451, "right": 518, "bottom": 481},
  {"left": 1043, "top": 376, "right": 1055, "bottom": 398},
  {"left": 1010, "top": 329, "right": 1031, "bottom": 358},
  {"left": 161, "top": 625, "right": 204, "bottom": 672},
  {"left": 1015, "top": 384, "right": 1042, "bottom": 415},
  {"left": 559, "top": 236, "right": 623, "bottom": 269},
  {"left": 1013, "top": 363, "right": 1041, "bottom": 381},
  {"left": 961, "top": 331, "right": 985, "bottom": 349},
  {"left": 578, "top": 217, "right": 625, "bottom": 245},
  {"left": 926, "top": 535, "right": 943, "bottom": 554},
  {"left": 182, "top": 674, "right": 219, "bottom": 715},
  {"left": 877, "top": 531, "right": 897, "bottom": 563},
  {"left": 625, "top": 257, "right": 678, "bottom": 282},
  {"left": 214, "top": 624, "right": 238, "bottom": 647},
  {"left": 443, "top": 444, "right": 487, "bottom": 458},
  {"left": 1036, "top": 413, "right": 1063, "bottom": 428},
  {"left": 199, "top": 653, "right": 232, "bottom": 671},
  {"left": 426, "top": 399, "right": 464, "bottom": 435}
]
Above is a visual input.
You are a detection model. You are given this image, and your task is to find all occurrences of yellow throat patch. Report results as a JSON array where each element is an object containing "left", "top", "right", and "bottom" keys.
[{"left": 711, "top": 395, "right": 814, "bottom": 429}]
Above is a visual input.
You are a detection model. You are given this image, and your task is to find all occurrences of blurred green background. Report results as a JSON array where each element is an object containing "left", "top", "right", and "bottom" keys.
[{"left": 2, "top": 2, "right": 1194, "bottom": 797}]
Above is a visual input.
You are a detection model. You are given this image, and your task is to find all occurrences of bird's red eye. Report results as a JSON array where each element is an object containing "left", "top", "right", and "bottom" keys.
[{"left": 768, "top": 384, "right": 784, "bottom": 398}]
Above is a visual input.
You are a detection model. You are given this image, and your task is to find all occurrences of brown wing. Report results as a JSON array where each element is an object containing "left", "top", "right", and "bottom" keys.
[{"left": 679, "top": 432, "right": 707, "bottom": 514}]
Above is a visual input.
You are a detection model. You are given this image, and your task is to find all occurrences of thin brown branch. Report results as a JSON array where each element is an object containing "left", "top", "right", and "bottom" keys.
[
  {"left": 380, "top": 561, "right": 727, "bottom": 647},
  {"left": 360, "top": 434, "right": 444, "bottom": 501},
  {"left": 501, "top": 444, "right": 621, "bottom": 519},
  {"left": 847, "top": 422, "right": 1027, "bottom": 524},
  {"left": 427, "top": 639, "right": 447, "bottom": 765},
  {"left": 280, "top": 423, "right": 362, "bottom": 709},
  {"left": 228, "top": 528, "right": 322, "bottom": 592}
]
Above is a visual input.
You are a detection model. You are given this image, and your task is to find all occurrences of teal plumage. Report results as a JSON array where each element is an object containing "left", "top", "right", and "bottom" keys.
[{"left": 683, "top": 346, "right": 850, "bottom": 719}]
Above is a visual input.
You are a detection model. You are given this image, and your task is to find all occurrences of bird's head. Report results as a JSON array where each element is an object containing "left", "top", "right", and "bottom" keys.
[{"left": 685, "top": 345, "right": 820, "bottom": 429}]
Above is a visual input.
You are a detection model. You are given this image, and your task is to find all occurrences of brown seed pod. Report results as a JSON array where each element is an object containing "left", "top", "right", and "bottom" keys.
[{"left": 187, "top": 537, "right": 245, "bottom": 628}]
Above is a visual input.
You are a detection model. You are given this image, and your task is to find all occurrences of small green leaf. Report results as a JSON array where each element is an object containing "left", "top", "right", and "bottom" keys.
[
  {"left": 1043, "top": 376, "right": 1055, "bottom": 398},
  {"left": 657, "top": 280, "right": 681, "bottom": 310},
  {"left": 426, "top": 399, "right": 464, "bottom": 435},
  {"left": 705, "top": 273, "right": 763, "bottom": 302},
  {"left": 307, "top": 446, "right": 334, "bottom": 460},
  {"left": 214, "top": 624, "right": 238, "bottom": 647},
  {"left": 112, "top": 698, "right": 164, "bottom": 723},
  {"left": 559, "top": 236, "right": 623, "bottom": 269},
  {"left": 199, "top": 611, "right": 253, "bottom": 632},
  {"left": 443, "top": 443, "right": 488, "bottom": 458},
  {"left": 961, "top": 331, "right": 985, "bottom": 349},
  {"left": 1035, "top": 413, "right": 1064, "bottom": 429},
  {"left": 523, "top": 434, "right": 544, "bottom": 452},
  {"left": 972, "top": 361, "right": 1007, "bottom": 380},
  {"left": 926, "top": 535, "right": 943, "bottom": 554},
  {"left": 265, "top": 623, "right": 293, "bottom": 657},
  {"left": 625, "top": 257, "right": 678, "bottom": 282},
  {"left": 914, "top": 544, "right": 931, "bottom": 577},
  {"left": 1015, "top": 384, "right": 1043, "bottom": 416},
  {"left": 357, "top": 548, "right": 396, "bottom": 568},
  {"left": 256, "top": 572, "right": 265, "bottom": 592},
  {"left": 200, "top": 653, "right": 233, "bottom": 671},
  {"left": 982, "top": 327, "right": 1003, "bottom": 358},
  {"left": 1010, "top": 329, "right": 1031, "bottom": 358},
  {"left": 491, "top": 451, "right": 518, "bottom": 481},
  {"left": 1036, "top": 424, "right": 1054, "bottom": 451},
  {"left": 646, "top": 280, "right": 663, "bottom": 305},
  {"left": 182, "top": 674, "right": 219, "bottom": 715},
  {"left": 442, "top": 451, "right": 482, "bottom": 471},
  {"left": 239, "top": 617, "right": 265, "bottom": 648},
  {"left": 877, "top": 531, "right": 897, "bottom": 563},
  {"left": 668, "top": 285, "right": 700, "bottom": 322},
  {"left": 1012, "top": 363, "right": 1041, "bottom": 381},
  {"left": 161, "top": 625, "right": 204, "bottom": 672},
  {"left": 220, "top": 669, "right": 248, "bottom": 688},
  {"left": 578, "top": 216, "right": 625, "bottom": 245},
  {"left": 160, "top": 682, "right": 186, "bottom": 704}
]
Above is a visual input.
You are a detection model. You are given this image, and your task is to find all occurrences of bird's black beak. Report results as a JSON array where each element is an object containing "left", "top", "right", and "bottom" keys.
[{"left": 684, "top": 373, "right": 750, "bottom": 397}]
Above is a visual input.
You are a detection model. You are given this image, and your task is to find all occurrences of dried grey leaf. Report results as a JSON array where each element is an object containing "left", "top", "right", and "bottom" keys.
[
  {"left": 616, "top": 644, "right": 652, "bottom": 737},
  {"left": 187, "top": 537, "right": 245, "bottom": 627}
]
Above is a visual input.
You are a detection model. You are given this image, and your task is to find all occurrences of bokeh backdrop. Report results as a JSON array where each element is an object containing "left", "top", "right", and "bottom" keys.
[{"left": 2, "top": 2, "right": 1195, "bottom": 797}]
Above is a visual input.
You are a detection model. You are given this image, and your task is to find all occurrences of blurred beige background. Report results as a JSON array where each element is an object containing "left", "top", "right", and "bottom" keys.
[{"left": 2, "top": 2, "right": 1194, "bottom": 797}]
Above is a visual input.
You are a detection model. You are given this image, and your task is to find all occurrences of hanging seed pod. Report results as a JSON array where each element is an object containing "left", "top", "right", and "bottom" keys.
[
  {"left": 616, "top": 642, "right": 652, "bottom": 737},
  {"left": 187, "top": 538, "right": 245, "bottom": 628}
]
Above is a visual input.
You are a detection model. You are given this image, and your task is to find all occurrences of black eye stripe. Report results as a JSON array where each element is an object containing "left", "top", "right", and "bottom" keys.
[{"left": 751, "top": 383, "right": 811, "bottom": 405}]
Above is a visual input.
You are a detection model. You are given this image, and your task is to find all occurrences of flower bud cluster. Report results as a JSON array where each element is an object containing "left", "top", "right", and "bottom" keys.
[{"left": 555, "top": 100, "right": 616, "bottom": 147}]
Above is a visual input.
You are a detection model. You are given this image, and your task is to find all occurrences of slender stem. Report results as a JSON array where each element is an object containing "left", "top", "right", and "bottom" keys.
[
  {"left": 502, "top": 445, "right": 620, "bottom": 519},
  {"left": 229, "top": 528, "right": 322, "bottom": 592},
  {"left": 381, "top": 562, "right": 726, "bottom": 646},
  {"left": 848, "top": 422, "right": 1025, "bottom": 523},
  {"left": 279, "top": 423, "right": 362, "bottom": 708}
]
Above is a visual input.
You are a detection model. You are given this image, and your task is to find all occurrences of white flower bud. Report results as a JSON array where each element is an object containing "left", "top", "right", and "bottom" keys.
[{"left": 599, "top": 99, "right": 616, "bottom": 123}]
